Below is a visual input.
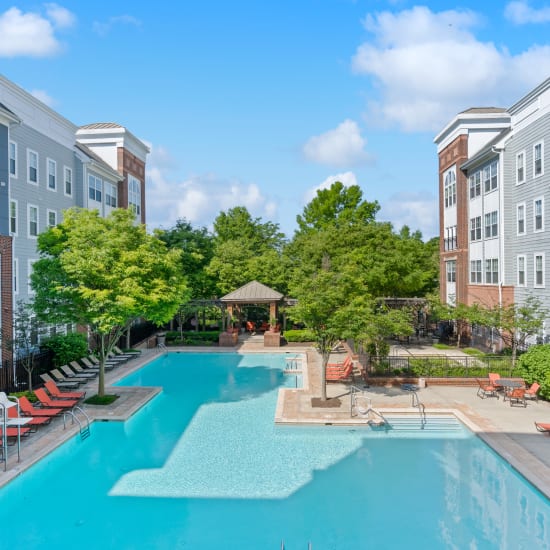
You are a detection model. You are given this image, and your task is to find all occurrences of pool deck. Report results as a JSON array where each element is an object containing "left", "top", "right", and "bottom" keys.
[{"left": 2, "top": 342, "right": 550, "bottom": 500}]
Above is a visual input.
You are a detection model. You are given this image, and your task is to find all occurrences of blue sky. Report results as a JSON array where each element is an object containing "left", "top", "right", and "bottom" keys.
[{"left": 1, "top": 1, "right": 550, "bottom": 239}]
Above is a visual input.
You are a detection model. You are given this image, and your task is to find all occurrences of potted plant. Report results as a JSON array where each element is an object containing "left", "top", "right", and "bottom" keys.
[{"left": 269, "top": 318, "right": 279, "bottom": 332}]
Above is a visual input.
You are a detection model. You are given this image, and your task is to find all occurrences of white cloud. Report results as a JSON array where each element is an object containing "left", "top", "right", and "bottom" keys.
[
  {"left": 93, "top": 15, "right": 141, "bottom": 37},
  {"left": 505, "top": 1, "right": 550, "bottom": 24},
  {"left": 0, "top": 5, "right": 75, "bottom": 57},
  {"left": 30, "top": 89, "right": 55, "bottom": 107},
  {"left": 45, "top": 3, "right": 76, "bottom": 28},
  {"left": 302, "top": 120, "right": 370, "bottom": 167},
  {"left": 303, "top": 171, "right": 358, "bottom": 204},
  {"left": 351, "top": 6, "right": 550, "bottom": 132},
  {"left": 145, "top": 145, "right": 277, "bottom": 231},
  {"left": 379, "top": 191, "right": 438, "bottom": 239}
]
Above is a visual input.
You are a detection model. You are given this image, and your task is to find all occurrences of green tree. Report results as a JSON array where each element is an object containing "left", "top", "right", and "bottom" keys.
[
  {"left": 433, "top": 301, "right": 482, "bottom": 348},
  {"left": 4, "top": 300, "right": 46, "bottom": 391},
  {"left": 477, "top": 296, "right": 547, "bottom": 367},
  {"left": 157, "top": 218, "right": 216, "bottom": 299},
  {"left": 207, "top": 206, "right": 287, "bottom": 295},
  {"left": 516, "top": 345, "right": 550, "bottom": 400},
  {"left": 31, "top": 208, "right": 187, "bottom": 396}
]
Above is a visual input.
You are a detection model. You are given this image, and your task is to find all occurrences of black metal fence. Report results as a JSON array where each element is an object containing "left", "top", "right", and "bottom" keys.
[
  {"left": 0, "top": 350, "right": 54, "bottom": 393},
  {"left": 366, "top": 355, "right": 515, "bottom": 378}
]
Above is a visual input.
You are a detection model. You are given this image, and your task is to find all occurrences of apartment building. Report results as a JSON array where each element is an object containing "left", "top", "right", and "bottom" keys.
[
  {"left": 435, "top": 77, "right": 550, "bottom": 345},
  {"left": 0, "top": 75, "right": 149, "bottom": 362}
]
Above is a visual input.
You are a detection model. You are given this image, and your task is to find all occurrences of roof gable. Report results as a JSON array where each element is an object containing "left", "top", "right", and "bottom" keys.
[{"left": 221, "top": 281, "right": 284, "bottom": 303}]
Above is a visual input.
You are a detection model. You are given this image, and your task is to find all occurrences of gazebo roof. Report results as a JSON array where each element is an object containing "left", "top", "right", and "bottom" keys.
[{"left": 220, "top": 281, "right": 284, "bottom": 303}]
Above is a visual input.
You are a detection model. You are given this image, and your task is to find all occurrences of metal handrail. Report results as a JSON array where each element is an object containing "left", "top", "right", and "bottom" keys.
[
  {"left": 407, "top": 389, "right": 426, "bottom": 429},
  {"left": 350, "top": 385, "right": 387, "bottom": 426},
  {"left": 63, "top": 406, "right": 91, "bottom": 440}
]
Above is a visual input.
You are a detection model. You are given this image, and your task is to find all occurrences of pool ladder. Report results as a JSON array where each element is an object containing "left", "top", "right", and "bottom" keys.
[{"left": 63, "top": 406, "right": 91, "bottom": 440}]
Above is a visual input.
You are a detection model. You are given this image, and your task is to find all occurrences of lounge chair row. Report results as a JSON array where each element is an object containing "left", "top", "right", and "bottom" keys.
[{"left": 326, "top": 356, "right": 354, "bottom": 382}]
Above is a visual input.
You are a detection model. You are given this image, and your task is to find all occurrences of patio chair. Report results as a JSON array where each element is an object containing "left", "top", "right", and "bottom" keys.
[
  {"left": 328, "top": 355, "right": 352, "bottom": 368},
  {"left": 70, "top": 361, "right": 98, "bottom": 375},
  {"left": 535, "top": 422, "right": 550, "bottom": 433},
  {"left": 34, "top": 388, "right": 78, "bottom": 410},
  {"left": 60, "top": 365, "right": 95, "bottom": 380},
  {"left": 7, "top": 404, "right": 51, "bottom": 430},
  {"left": 82, "top": 356, "right": 116, "bottom": 370},
  {"left": 505, "top": 387, "right": 526, "bottom": 407},
  {"left": 525, "top": 382, "right": 540, "bottom": 403},
  {"left": 50, "top": 368, "right": 88, "bottom": 386},
  {"left": 488, "top": 372, "right": 501, "bottom": 389},
  {"left": 114, "top": 345, "right": 141, "bottom": 357},
  {"left": 18, "top": 396, "right": 63, "bottom": 417},
  {"left": 40, "top": 372, "right": 81, "bottom": 390},
  {"left": 476, "top": 378, "right": 499, "bottom": 399},
  {"left": 44, "top": 380, "right": 86, "bottom": 401},
  {"left": 326, "top": 359, "right": 354, "bottom": 382},
  {"left": 0, "top": 425, "right": 32, "bottom": 439}
]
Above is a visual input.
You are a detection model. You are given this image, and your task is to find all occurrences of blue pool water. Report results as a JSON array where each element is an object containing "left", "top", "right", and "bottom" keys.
[{"left": 1, "top": 352, "right": 549, "bottom": 549}]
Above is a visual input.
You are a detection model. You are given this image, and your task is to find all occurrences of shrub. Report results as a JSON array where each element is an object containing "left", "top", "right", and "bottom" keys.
[
  {"left": 516, "top": 345, "right": 550, "bottom": 400},
  {"left": 166, "top": 330, "right": 220, "bottom": 345},
  {"left": 10, "top": 390, "right": 37, "bottom": 402},
  {"left": 41, "top": 333, "right": 88, "bottom": 367},
  {"left": 284, "top": 329, "right": 315, "bottom": 342}
]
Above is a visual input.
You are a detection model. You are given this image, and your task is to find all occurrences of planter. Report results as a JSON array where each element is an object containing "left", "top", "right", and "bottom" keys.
[
  {"left": 219, "top": 331, "right": 238, "bottom": 347},
  {"left": 264, "top": 331, "right": 281, "bottom": 347}
]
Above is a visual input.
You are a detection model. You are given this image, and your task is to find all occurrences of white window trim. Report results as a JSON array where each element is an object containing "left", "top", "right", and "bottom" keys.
[
  {"left": 46, "top": 157, "right": 57, "bottom": 191},
  {"left": 13, "top": 258, "right": 18, "bottom": 295},
  {"left": 27, "top": 148, "right": 39, "bottom": 185},
  {"left": 63, "top": 166, "right": 72, "bottom": 197},
  {"left": 9, "top": 199, "right": 17, "bottom": 236},
  {"left": 534, "top": 253, "right": 545, "bottom": 288},
  {"left": 27, "top": 204, "right": 38, "bottom": 239},
  {"left": 28, "top": 259, "right": 36, "bottom": 295},
  {"left": 517, "top": 254, "right": 527, "bottom": 287},
  {"left": 516, "top": 150, "right": 526, "bottom": 185},
  {"left": 9, "top": 140, "right": 17, "bottom": 178},
  {"left": 128, "top": 174, "right": 142, "bottom": 215},
  {"left": 47, "top": 209, "right": 57, "bottom": 228},
  {"left": 534, "top": 197, "right": 544, "bottom": 233},
  {"left": 533, "top": 141, "right": 544, "bottom": 178},
  {"left": 517, "top": 202, "right": 526, "bottom": 236}
]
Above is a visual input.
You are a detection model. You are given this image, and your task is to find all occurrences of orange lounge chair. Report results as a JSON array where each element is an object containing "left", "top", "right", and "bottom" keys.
[
  {"left": 0, "top": 426, "right": 32, "bottom": 439},
  {"left": 328, "top": 355, "right": 352, "bottom": 368},
  {"left": 525, "top": 382, "right": 540, "bottom": 402},
  {"left": 535, "top": 422, "right": 550, "bottom": 433},
  {"left": 45, "top": 381, "right": 86, "bottom": 401},
  {"left": 19, "top": 396, "right": 63, "bottom": 417},
  {"left": 7, "top": 404, "right": 51, "bottom": 429},
  {"left": 34, "top": 388, "right": 78, "bottom": 410},
  {"left": 326, "top": 359, "right": 354, "bottom": 382},
  {"left": 476, "top": 378, "right": 499, "bottom": 399}
]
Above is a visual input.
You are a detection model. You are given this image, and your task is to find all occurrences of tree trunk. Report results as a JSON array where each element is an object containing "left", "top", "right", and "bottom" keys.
[
  {"left": 125, "top": 327, "right": 131, "bottom": 349},
  {"left": 320, "top": 351, "right": 329, "bottom": 401},
  {"left": 98, "top": 334, "right": 106, "bottom": 397},
  {"left": 28, "top": 368, "right": 33, "bottom": 393}
]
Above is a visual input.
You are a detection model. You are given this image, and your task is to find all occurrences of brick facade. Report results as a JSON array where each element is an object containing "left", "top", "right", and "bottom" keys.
[{"left": 117, "top": 147, "right": 146, "bottom": 224}]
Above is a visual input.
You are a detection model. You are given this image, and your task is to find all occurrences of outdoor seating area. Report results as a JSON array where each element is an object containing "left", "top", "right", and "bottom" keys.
[{"left": 476, "top": 373, "right": 540, "bottom": 408}]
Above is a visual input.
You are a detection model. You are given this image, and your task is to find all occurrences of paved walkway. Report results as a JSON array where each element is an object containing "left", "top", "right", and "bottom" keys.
[{"left": 1, "top": 342, "right": 550, "bottom": 500}]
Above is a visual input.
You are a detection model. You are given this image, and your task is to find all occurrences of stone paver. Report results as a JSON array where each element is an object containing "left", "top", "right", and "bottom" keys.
[{"left": 2, "top": 341, "right": 550, "bottom": 500}]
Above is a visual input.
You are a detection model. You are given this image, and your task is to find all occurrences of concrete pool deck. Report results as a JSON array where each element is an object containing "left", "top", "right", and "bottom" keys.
[{"left": 1, "top": 343, "right": 550, "bottom": 500}]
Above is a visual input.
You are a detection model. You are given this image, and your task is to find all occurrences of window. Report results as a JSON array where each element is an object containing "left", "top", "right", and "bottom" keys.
[
  {"left": 105, "top": 181, "right": 117, "bottom": 207},
  {"left": 490, "top": 160, "right": 498, "bottom": 191},
  {"left": 27, "top": 149, "right": 38, "bottom": 184},
  {"left": 444, "top": 225, "right": 457, "bottom": 250},
  {"left": 517, "top": 255, "right": 526, "bottom": 286},
  {"left": 517, "top": 203, "right": 526, "bottom": 235},
  {"left": 9, "top": 200, "right": 17, "bottom": 235},
  {"left": 88, "top": 174, "right": 102, "bottom": 202},
  {"left": 446, "top": 260, "right": 456, "bottom": 283},
  {"left": 517, "top": 151, "right": 525, "bottom": 184},
  {"left": 534, "top": 142, "right": 544, "bottom": 177},
  {"left": 535, "top": 254, "right": 545, "bottom": 287},
  {"left": 128, "top": 175, "right": 141, "bottom": 215},
  {"left": 64, "top": 166, "right": 73, "bottom": 196},
  {"left": 47, "top": 158, "right": 56, "bottom": 190},
  {"left": 47, "top": 210, "right": 57, "bottom": 227},
  {"left": 482, "top": 161, "right": 498, "bottom": 193},
  {"left": 470, "top": 260, "right": 482, "bottom": 283},
  {"left": 534, "top": 198, "right": 544, "bottom": 232},
  {"left": 484, "top": 210, "right": 498, "bottom": 238},
  {"left": 469, "top": 172, "right": 481, "bottom": 199},
  {"left": 13, "top": 258, "right": 18, "bottom": 294},
  {"left": 28, "top": 205, "right": 38, "bottom": 237},
  {"left": 485, "top": 258, "right": 499, "bottom": 284},
  {"left": 9, "top": 141, "right": 17, "bottom": 177},
  {"left": 470, "top": 216, "right": 482, "bottom": 241}
]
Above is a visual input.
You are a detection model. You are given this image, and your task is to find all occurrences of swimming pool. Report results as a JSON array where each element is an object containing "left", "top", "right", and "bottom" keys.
[{"left": 0, "top": 352, "right": 548, "bottom": 549}]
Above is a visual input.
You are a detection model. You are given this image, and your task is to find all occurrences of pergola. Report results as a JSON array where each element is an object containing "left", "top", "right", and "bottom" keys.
[{"left": 220, "top": 280, "right": 284, "bottom": 330}]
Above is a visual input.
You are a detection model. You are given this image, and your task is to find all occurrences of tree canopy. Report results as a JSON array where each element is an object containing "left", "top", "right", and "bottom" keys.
[{"left": 31, "top": 208, "right": 187, "bottom": 395}]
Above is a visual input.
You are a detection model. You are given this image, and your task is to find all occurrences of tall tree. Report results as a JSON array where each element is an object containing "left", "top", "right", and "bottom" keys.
[
  {"left": 31, "top": 208, "right": 187, "bottom": 396},
  {"left": 207, "top": 206, "right": 287, "bottom": 295}
]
